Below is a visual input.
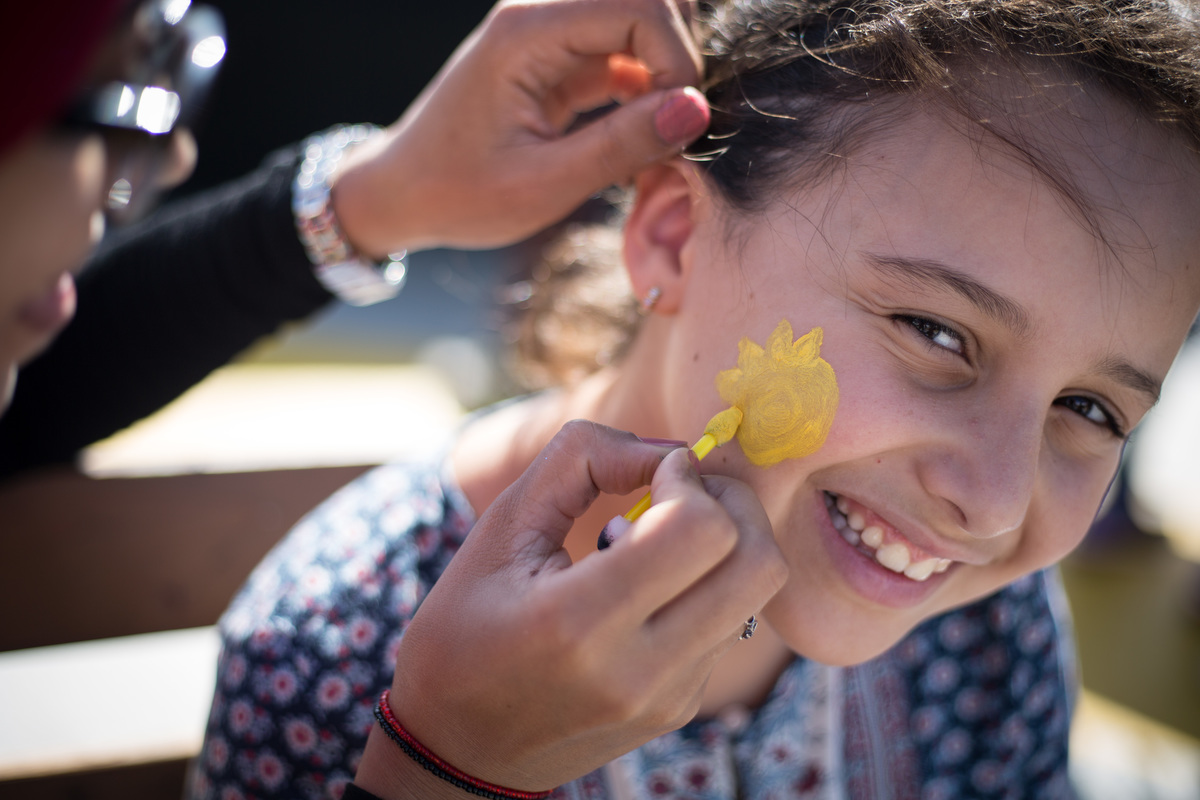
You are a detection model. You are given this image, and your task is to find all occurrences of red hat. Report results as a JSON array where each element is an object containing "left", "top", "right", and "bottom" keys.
[{"left": 3, "top": 0, "right": 130, "bottom": 154}]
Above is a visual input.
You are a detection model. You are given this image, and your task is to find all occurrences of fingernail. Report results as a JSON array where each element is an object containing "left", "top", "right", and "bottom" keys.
[
  {"left": 687, "top": 449, "right": 702, "bottom": 473},
  {"left": 654, "top": 87, "right": 710, "bottom": 147},
  {"left": 637, "top": 436, "right": 689, "bottom": 447},
  {"left": 598, "top": 516, "right": 632, "bottom": 550}
]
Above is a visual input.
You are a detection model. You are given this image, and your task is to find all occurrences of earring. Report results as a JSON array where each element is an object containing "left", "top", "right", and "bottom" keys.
[{"left": 639, "top": 286, "right": 662, "bottom": 315}]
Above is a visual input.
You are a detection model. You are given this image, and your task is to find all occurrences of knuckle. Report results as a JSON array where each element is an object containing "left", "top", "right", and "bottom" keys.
[
  {"left": 706, "top": 518, "right": 742, "bottom": 560},
  {"left": 595, "top": 116, "right": 639, "bottom": 186},
  {"left": 762, "top": 548, "right": 790, "bottom": 595},
  {"left": 656, "top": 500, "right": 733, "bottom": 556},
  {"left": 527, "top": 595, "right": 581, "bottom": 653},
  {"left": 588, "top": 674, "right": 652, "bottom": 726},
  {"left": 690, "top": 503, "right": 740, "bottom": 553},
  {"left": 545, "top": 419, "right": 598, "bottom": 462},
  {"left": 644, "top": 683, "right": 703, "bottom": 735},
  {"left": 486, "top": 1, "right": 538, "bottom": 35},
  {"left": 665, "top": 697, "right": 702, "bottom": 733}
]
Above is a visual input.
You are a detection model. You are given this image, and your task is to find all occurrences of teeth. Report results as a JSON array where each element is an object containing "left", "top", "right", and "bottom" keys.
[
  {"left": 903, "top": 558, "right": 939, "bottom": 581},
  {"left": 875, "top": 543, "right": 911, "bottom": 573},
  {"left": 827, "top": 493, "right": 955, "bottom": 581},
  {"left": 860, "top": 525, "right": 884, "bottom": 549}
]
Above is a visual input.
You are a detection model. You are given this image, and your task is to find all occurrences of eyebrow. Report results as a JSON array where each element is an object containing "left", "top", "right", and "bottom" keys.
[
  {"left": 1095, "top": 356, "right": 1162, "bottom": 405},
  {"left": 862, "top": 252, "right": 1163, "bottom": 405},
  {"left": 864, "top": 253, "right": 1033, "bottom": 338}
]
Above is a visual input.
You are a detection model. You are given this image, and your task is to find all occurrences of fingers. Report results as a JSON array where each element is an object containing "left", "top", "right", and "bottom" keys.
[
  {"left": 574, "top": 448, "right": 739, "bottom": 616},
  {"left": 577, "top": 449, "right": 785, "bottom": 653},
  {"left": 534, "top": 85, "right": 709, "bottom": 203},
  {"left": 478, "top": 420, "right": 680, "bottom": 559},
  {"left": 489, "top": 0, "right": 702, "bottom": 90},
  {"left": 647, "top": 474, "right": 787, "bottom": 655}
]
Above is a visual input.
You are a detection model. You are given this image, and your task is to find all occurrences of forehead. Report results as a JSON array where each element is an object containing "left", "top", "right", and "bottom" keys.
[
  {"left": 720, "top": 89, "right": 1200, "bottom": 381},
  {"left": 766, "top": 88, "right": 1200, "bottom": 347}
]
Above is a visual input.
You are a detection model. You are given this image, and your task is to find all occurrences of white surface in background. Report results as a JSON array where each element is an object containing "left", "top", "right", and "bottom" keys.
[
  {"left": 0, "top": 627, "right": 219, "bottom": 780},
  {"left": 82, "top": 364, "right": 464, "bottom": 476},
  {"left": 1129, "top": 339, "right": 1200, "bottom": 561},
  {"left": 1072, "top": 691, "right": 1200, "bottom": 799}
]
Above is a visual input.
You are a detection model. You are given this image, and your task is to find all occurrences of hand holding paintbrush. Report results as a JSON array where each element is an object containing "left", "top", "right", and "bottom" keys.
[{"left": 601, "top": 320, "right": 839, "bottom": 546}]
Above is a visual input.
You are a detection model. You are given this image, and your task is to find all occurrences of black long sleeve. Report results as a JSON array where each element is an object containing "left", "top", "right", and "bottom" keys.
[{"left": 0, "top": 147, "right": 334, "bottom": 479}]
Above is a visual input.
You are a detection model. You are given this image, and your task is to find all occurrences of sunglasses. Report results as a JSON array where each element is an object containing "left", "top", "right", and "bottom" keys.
[{"left": 58, "top": 0, "right": 226, "bottom": 222}]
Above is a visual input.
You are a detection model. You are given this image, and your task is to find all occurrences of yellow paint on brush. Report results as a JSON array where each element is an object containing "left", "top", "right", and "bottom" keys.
[
  {"left": 692, "top": 406, "right": 744, "bottom": 460},
  {"left": 716, "top": 320, "right": 838, "bottom": 467},
  {"left": 623, "top": 406, "right": 744, "bottom": 522}
]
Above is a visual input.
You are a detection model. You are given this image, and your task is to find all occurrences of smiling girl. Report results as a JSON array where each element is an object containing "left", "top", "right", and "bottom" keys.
[{"left": 195, "top": 1, "right": 1200, "bottom": 798}]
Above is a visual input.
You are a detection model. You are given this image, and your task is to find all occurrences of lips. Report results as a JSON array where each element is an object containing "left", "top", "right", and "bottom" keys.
[
  {"left": 824, "top": 491, "right": 953, "bottom": 582},
  {"left": 19, "top": 272, "right": 76, "bottom": 336}
]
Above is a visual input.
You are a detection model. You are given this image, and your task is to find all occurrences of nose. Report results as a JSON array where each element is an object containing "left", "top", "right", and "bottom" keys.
[
  {"left": 101, "top": 127, "right": 198, "bottom": 223},
  {"left": 156, "top": 128, "right": 197, "bottom": 191},
  {"left": 919, "top": 396, "right": 1043, "bottom": 539}
]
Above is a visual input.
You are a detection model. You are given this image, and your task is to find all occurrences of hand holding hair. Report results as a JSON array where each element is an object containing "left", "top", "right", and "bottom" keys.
[
  {"left": 330, "top": 0, "right": 711, "bottom": 260},
  {"left": 353, "top": 420, "right": 786, "bottom": 799}
]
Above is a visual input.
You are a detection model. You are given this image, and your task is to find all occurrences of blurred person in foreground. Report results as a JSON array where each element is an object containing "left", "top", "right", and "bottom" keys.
[{"left": 0, "top": 0, "right": 711, "bottom": 471}]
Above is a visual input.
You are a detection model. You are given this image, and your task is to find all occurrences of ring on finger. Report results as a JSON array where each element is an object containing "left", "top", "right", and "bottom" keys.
[{"left": 739, "top": 615, "right": 757, "bottom": 640}]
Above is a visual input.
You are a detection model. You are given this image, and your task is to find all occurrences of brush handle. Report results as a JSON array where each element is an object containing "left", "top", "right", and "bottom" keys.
[{"left": 622, "top": 433, "right": 717, "bottom": 523}]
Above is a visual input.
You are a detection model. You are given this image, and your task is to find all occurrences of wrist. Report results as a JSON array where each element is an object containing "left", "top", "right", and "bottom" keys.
[
  {"left": 292, "top": 125, "right": 408, "bottom": 306},
  {"left": 330, "top": 128, "right": 433, "bottom": 258},
  {"left": 356, "top": 726, "right": 475, "bottom": 800},
  {"left": 360, "top": 690, "right": 555, "bottom": 800}
]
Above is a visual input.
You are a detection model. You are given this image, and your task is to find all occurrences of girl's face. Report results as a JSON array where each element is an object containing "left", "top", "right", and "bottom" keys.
[{"left": 655, "top": 99, "right": 1200, "bottom": 665}]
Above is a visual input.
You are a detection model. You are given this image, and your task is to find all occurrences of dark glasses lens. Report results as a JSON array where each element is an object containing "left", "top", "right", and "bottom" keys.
[{"left": 59, "top": 0, "right": 226, "bottom": 221}]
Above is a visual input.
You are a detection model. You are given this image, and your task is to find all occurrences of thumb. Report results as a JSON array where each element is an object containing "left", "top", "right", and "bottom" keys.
[
  {"left": 469, "top": 421, "right": 676, "bottom": 563},
  {"left": 553, "top": 86, "right": 710, "bottom": 191}
]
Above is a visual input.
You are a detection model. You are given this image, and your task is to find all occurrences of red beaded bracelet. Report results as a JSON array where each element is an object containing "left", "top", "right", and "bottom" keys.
[{"left": 374, "top": 690, "right": 554, "bottom": 800}]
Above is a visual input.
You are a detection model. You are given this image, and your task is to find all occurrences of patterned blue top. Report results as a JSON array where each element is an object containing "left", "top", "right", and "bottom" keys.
[{"left": 187, "top": 458, "right": 1078, "bottom": 800}]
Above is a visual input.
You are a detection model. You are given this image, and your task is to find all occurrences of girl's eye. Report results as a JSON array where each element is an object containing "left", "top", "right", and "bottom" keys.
[
  {"left": 897, "top": 315, "right": 965, "bottom": 356},
  {"left": 1055, "top": 395, "right": 1126, "bottom": 438}
]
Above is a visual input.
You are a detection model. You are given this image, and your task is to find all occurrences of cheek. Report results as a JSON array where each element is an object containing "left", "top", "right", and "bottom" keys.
[
  {"left": 1045, "top": 439, "right": 1119, "bottom": 534},
  {"left": 0, "top": 135, "right": 106, "bottom": 283},
  {"left": 953, "top": 458, "right": 1111, "bottom": 609},
  {"left": 1017, "top": 468, "right": 1108, "bottom": 568}
]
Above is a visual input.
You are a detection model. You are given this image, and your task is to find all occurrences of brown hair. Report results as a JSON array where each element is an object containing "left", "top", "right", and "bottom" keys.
[{"left": 505, "top": 0, "right": 1200, "bottom": 388}]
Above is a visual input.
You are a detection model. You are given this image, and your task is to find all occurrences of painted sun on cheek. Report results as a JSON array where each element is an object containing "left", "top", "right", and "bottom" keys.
[
  {"left": 620, "top": 320, "right": 838, "bottom": 525},
  {"left": 715, "top": 319, "right": 840, "bottom": 467}
]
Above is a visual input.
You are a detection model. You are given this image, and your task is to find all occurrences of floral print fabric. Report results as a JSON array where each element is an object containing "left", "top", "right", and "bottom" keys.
[{"left": 187, "top": 458, "right": 1076, "bottom": 800}]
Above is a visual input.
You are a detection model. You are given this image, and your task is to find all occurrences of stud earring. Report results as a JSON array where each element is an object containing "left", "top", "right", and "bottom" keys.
[{"left": 639, "top": 286, "right": 662, "bottom": 315}]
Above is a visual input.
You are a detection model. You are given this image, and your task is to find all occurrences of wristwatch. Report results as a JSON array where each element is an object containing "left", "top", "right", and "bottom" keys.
[{"left": 292, "top": 124, "right": 407, "bottom": 306}]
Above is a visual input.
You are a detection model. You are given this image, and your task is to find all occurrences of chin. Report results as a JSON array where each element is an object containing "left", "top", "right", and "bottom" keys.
[
  {"left": 763, "top": 580, "right": 930, "bottom": 667},
  {"left": 782, "top": 628, "right": 908, "bottom": 668}
]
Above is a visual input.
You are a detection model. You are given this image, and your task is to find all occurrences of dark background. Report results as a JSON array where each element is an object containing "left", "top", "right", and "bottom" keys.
[{"left": 177, "top": 0, "right": 496, "bottom": 197}]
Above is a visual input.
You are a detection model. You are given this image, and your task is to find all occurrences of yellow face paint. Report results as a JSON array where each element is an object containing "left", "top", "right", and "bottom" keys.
[
  {"left": 715, "top": 320, "right": 839, "bottom": 467},
  {"left": 618, "top": 320, "right": 837, "bottom": 527}
]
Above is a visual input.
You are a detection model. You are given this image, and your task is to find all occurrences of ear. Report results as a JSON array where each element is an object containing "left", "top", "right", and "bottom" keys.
[{"left": 622, "top": 159, "right": 707, "bottom": 315}]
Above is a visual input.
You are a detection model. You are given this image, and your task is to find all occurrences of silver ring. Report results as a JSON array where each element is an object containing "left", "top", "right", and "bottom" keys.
[{"left": 739, "top": 615, "right": 758, "bottom": 640}]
